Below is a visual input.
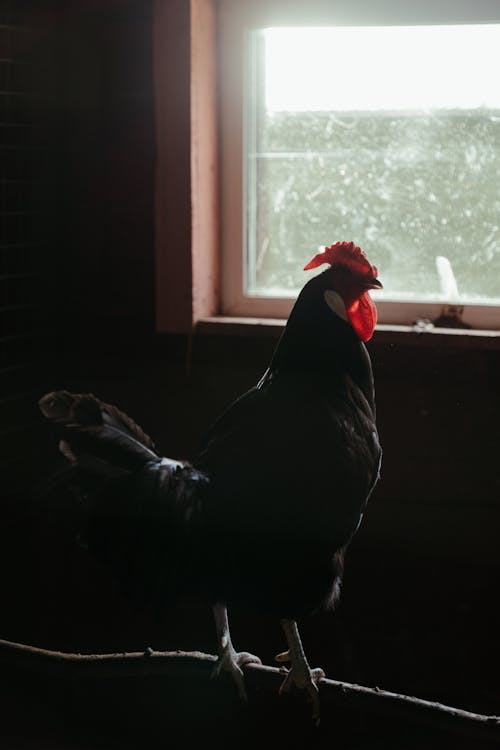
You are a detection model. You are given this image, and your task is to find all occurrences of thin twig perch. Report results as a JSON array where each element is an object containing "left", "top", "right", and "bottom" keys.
[{"left": 0, "top": 638, "right": 498, "bottom": 743}]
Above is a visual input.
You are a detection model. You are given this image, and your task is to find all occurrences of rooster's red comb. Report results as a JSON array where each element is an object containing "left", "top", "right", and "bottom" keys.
[{"left": 304, "top": 241, "right": 378, "bottom": 279}]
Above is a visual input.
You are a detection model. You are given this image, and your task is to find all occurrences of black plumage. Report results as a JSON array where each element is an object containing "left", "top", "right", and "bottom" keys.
[
  {"left": 197, "top": 292, "right": 380, "bottom": 620},
  {"left": 39, "top": 390, "right": 209, "bottom": 612},
  {"left": 39, "top": 242, "right": 382, "bottom": 720}
]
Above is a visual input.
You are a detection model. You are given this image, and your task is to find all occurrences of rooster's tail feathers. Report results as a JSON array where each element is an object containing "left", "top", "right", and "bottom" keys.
[
  {"left": 39, "top": 390, "right": 160, "bottom": 475},
  {"left": 38, "top": 390, "right": 209, "bottom": 612}
]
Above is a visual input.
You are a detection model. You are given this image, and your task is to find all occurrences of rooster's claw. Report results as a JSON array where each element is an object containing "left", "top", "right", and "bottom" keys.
[
  {"left": 212, "top": 647, "right": 261, "bottom": 700},
  {"left": 278, "top": 663, "right": 325, "bottom": 725}
]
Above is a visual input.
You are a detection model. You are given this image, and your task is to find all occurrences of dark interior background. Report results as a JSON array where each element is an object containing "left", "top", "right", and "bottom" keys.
[{"left": 1, "top": 1, "right": 499, "bottom": 747}]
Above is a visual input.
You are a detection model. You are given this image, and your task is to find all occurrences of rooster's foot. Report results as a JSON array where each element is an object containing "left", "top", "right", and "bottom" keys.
[
  {"left": 279, "top": 663, "right": 325, "bottom": 724},
  {"left": 277, "top": 622, "right": 325, "bottom": 725},
  {"left": 212, "top": 603, "right": 261, "bottom": 700},
  {"left": 212, "top": 645, "right": 261, "bottom": 700}
]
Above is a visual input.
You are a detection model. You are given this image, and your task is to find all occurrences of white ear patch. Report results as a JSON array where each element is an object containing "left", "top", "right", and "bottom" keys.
[{"left": 324, "top": 289, "right": 347, "bottom": 321}]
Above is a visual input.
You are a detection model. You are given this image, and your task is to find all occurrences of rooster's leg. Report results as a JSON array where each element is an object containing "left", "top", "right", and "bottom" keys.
[
  {"left": 276, "top": 619, "right": 325, "bottom": 724},
  {"left": 211, "top": 603, "right": 261, "bottom": 700}
]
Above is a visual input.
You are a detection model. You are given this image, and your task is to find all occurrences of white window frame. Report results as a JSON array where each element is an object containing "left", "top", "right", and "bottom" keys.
[{"left": 217, "top": 0, "right": 500, "bottom": 330}]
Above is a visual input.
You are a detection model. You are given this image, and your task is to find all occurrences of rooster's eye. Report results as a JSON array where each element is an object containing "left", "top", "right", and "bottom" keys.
[{"left": 324, "top": 290, "right": 347, "bottom": 321}]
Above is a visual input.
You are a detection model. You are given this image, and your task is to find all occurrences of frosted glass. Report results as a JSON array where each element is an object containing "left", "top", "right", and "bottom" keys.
[{"left": 246, "top": 26, "right": 500, "bottom": 304}]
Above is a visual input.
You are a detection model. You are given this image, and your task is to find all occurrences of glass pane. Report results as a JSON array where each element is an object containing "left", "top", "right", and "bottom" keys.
[{"left": 246, "top": 25, "right": 500, "bottom": 304}]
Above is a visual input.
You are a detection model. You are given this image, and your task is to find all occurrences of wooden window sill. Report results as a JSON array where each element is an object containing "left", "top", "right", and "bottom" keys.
[{"left": 196, "top": 316, "right": 500, "bottom": 350}]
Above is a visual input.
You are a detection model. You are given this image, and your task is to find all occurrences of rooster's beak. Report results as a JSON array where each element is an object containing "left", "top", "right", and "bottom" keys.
[{"left": 365, "top": 278, "right": 383, "bottom": 290}]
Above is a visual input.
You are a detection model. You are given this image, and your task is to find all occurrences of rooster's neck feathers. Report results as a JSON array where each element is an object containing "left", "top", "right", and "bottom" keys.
[{"left": 269, "top": 271, "right": 375, "bottom": 411}]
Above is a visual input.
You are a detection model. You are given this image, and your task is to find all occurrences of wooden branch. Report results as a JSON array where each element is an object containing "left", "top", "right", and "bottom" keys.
[{"left": 0, "top": 638, "right": 498, "bottom": 743}]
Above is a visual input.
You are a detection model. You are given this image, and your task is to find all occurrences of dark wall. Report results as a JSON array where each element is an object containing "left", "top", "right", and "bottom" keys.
[
  {"left": 56, "top": 0, "right": 156, "bottom": 335},
  {"left": 1, "top": 0, "right": 157, "bottom": 493},
  {"left": 0, "top": 0, "right": 64, "bottom": 490}
]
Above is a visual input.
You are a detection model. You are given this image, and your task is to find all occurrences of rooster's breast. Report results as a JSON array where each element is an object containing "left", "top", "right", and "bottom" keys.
[{"left": 198, "top": 373, "right": 379, "bottom": 547}]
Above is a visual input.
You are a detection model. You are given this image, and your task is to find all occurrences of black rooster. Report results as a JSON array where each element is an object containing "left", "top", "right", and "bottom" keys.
[{"left": 39, "top": 241, "right": 382, "bottom": 722}]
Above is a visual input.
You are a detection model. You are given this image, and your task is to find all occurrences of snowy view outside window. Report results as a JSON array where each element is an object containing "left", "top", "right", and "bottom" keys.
[{"left": 246, "top": 25, "right": 500, "bottom": 304}]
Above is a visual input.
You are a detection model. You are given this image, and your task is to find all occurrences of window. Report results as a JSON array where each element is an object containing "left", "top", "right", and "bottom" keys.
[{"left": 219, "top": 1, "right": 500, "bottom": 329}]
